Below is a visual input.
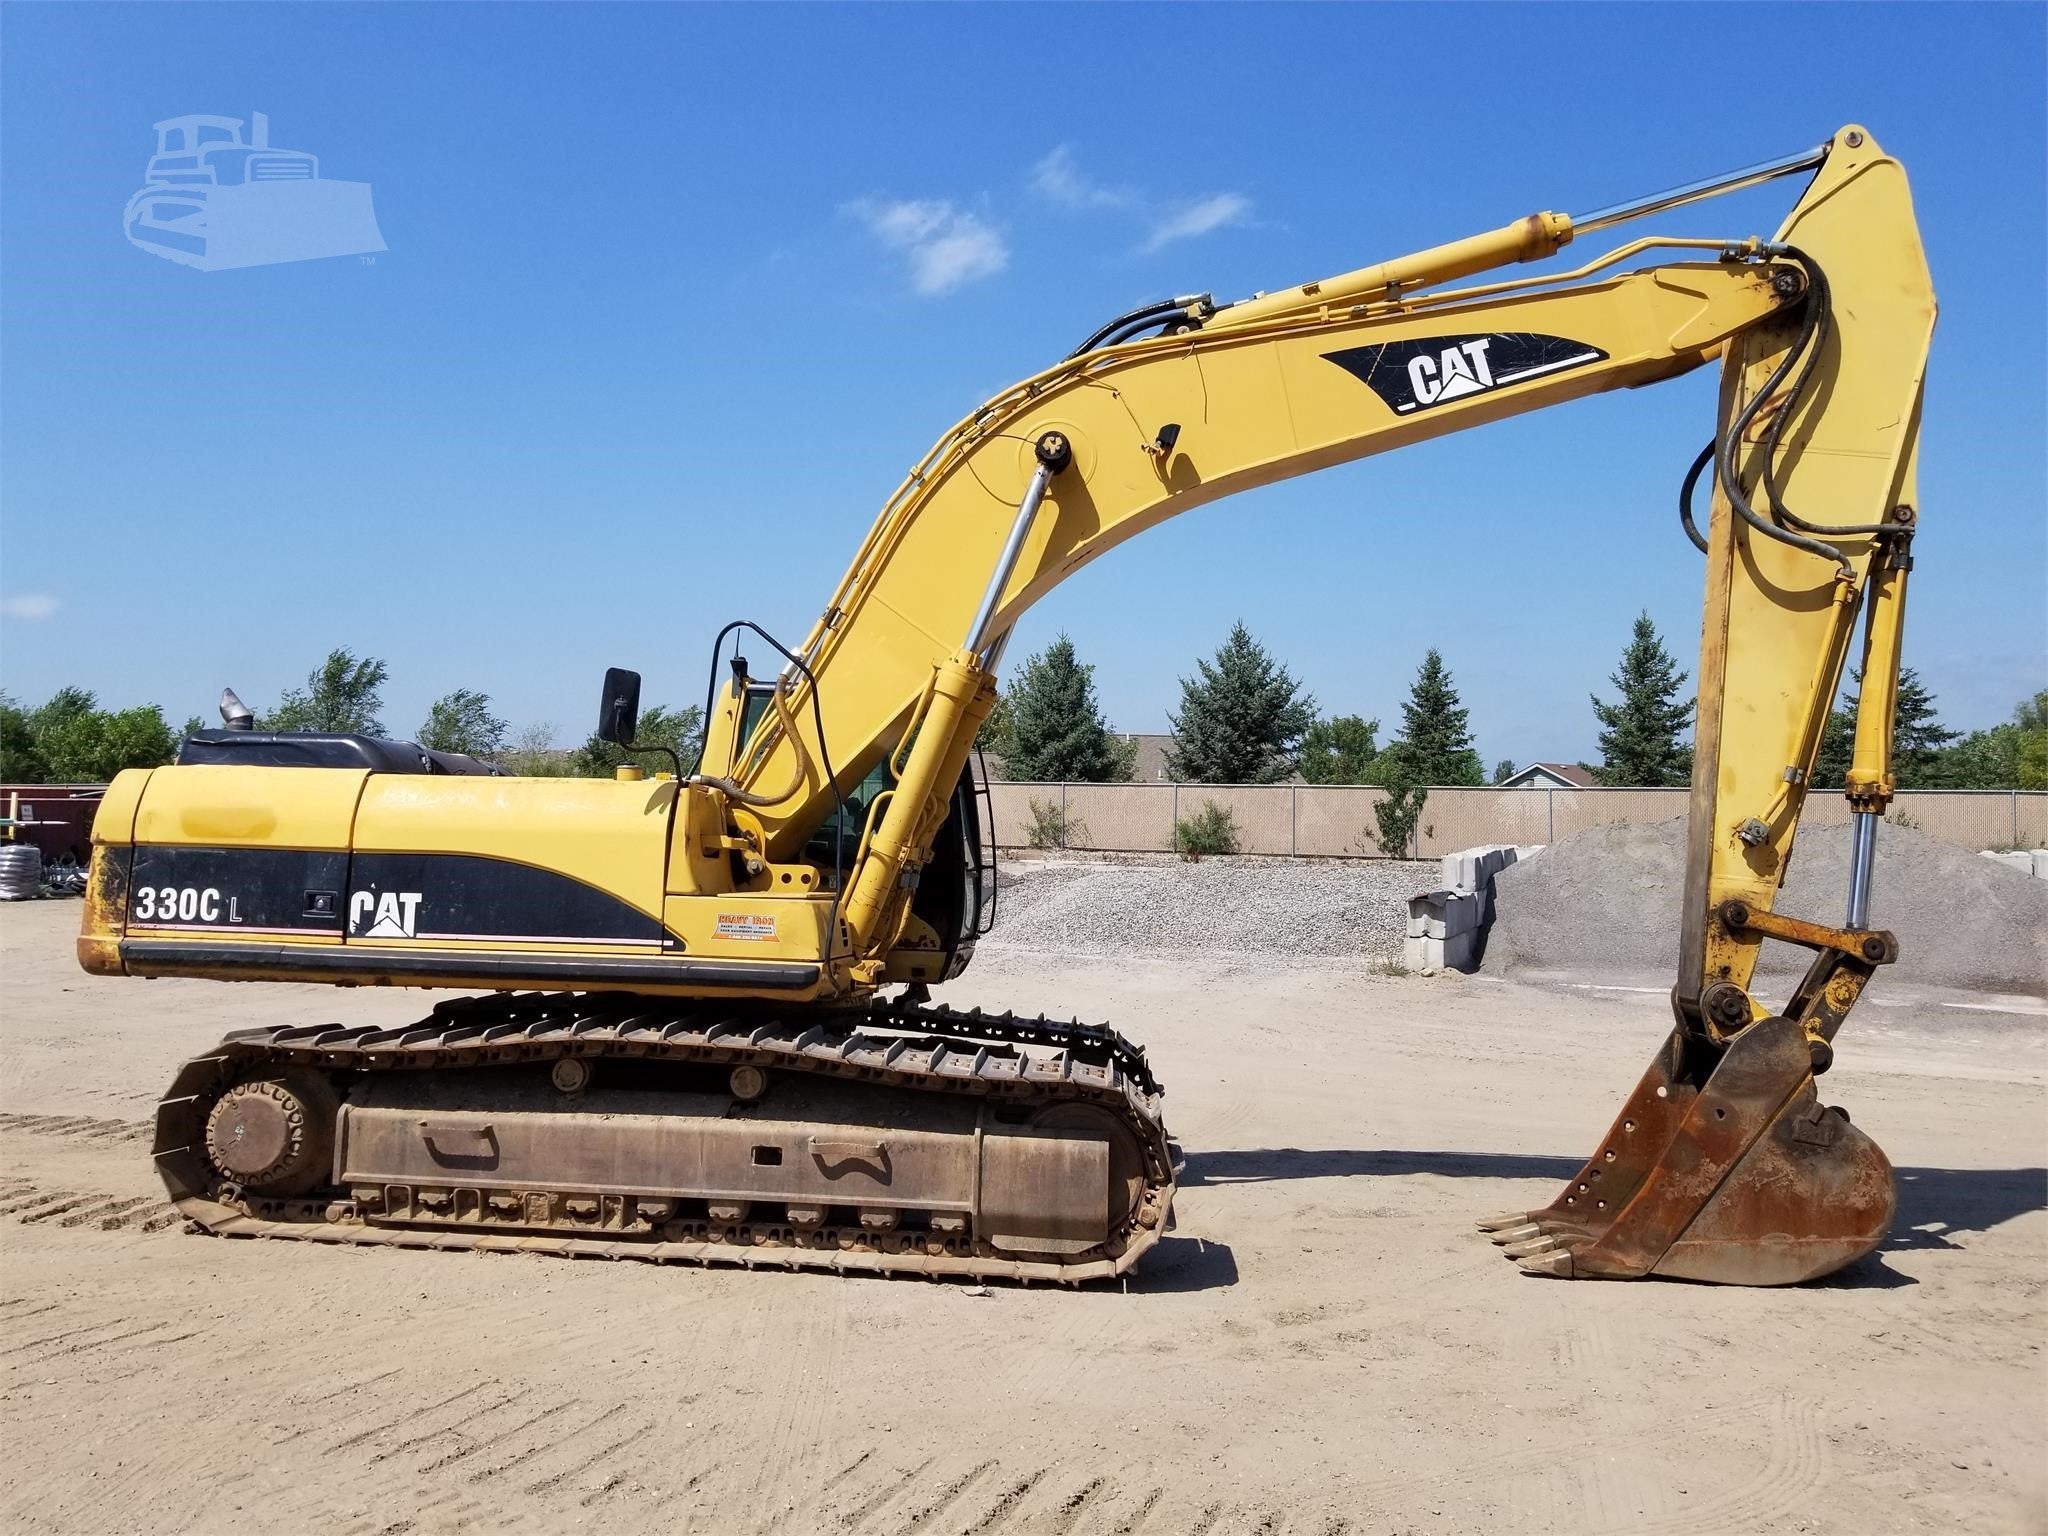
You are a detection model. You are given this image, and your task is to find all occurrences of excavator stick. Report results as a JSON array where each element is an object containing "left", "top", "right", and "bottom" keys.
[{"left": 1476, "top": 127, "right": 1931, "bottom": 1285}]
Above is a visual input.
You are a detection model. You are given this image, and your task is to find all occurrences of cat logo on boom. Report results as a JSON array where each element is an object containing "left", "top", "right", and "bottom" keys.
[
  {"left": 1408, "top": 339, "right": 1496, "bottom": 405},
  {"left": 349, "top": 889, "right": 423, "bottom": 939},
  {"left": 1322, "top": 331, "right": 1610, "bottom": 416}
]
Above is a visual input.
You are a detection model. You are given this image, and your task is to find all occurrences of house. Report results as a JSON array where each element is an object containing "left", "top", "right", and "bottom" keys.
[{"left": 1498, "top": 761, "right": 1599, "bottom": 789}]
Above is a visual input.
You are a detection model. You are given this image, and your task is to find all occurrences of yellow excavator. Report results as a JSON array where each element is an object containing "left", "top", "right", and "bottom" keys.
[{"left": 81, "top": 126, "right": 1932, "bottom": 1286}]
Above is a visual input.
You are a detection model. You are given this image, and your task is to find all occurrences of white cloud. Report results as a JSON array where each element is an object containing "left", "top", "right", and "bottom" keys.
[
  {"left": 1030, "top": 146, "right": 1132, "bottom": 210},
  {"left": 847, "top": 199, "right": 1008, "bottom": 296},
  {"left": 1142, "top": 193, "right": 1254, "bottom": 253},
  {"left": 0, "top": 594, "right": 59, "bottom": 621}
]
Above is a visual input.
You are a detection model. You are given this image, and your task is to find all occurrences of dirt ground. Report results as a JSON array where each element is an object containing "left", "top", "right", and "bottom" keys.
[{"left": 1, "top": 898, "right": 2042, "bottom": 1536}]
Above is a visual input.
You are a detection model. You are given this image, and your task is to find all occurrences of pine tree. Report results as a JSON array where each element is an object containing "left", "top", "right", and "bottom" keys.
[
  {"left": 1812, "top": 666, "right": 1956, "bottom": 789},
  {"left": 1165, "top": 622, "right": 1316, "bottom": 784},
  {"left": 1298, "top": 714, "right": 1379, "bottom": 784},
  {"left": 974, "top": 691, "right": 1013, "bottom": 756},
  {"left": 1812, "top": 702, "right": 1853, "bottom": 789},
  {"left": 1589, "top": 613, "right": 1695, "bottom": 786},
  {"left": 1003, "top": 635, "right": 1122, "bottom": 782},
  {"left": 1388, "top": 649, "right": 1482, "bottom": 786}
]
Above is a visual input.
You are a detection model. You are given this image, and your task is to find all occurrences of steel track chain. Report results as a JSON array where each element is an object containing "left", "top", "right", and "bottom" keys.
[{"left": 153, "top": 991, "right": 1176, "bottom": 1284}]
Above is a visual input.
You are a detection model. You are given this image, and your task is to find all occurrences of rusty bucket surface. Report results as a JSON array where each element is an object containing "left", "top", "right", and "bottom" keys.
[{"left": 1478, "top": 1016, "right": 1895, "bottom": 1285}]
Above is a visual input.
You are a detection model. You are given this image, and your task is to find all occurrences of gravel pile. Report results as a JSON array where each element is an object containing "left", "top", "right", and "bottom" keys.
[
  {"left": 986, "top": 855, "right": 1430, "bottom": 961},
  {"left": 1486, "top": 816, "right": 2048, "bottom": 996}
]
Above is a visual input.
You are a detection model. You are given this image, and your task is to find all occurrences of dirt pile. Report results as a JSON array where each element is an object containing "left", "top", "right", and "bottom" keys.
[{"left": 1486, "top": 816, "right": 2048, "bottom": 996}]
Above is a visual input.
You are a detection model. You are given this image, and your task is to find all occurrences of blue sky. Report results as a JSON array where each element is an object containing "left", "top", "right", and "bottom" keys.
[{"left": 3, "top": 3, "right": 2042, "bottom": 768}]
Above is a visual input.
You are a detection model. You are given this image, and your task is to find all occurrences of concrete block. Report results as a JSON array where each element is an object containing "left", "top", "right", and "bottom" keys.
[
  {"left": 1404, "top": 934, "right": 1438, "bottom": 971},
  {"left": 1443, "top": 844, "right": 1516, "bottom": 896},
  {"left": 1408, "top": 889, "right": 1479, "bottom": 939},
  {"left": 1442, "top": 930, "right": 1478, "bottom": 972},
  {"left": 1408, "top": 890, "right": 1450, "bottom": 939},
  {"left": 2033, "top": 849, "right": 2048, "bottom": 880},
  {"left": 1981, "top": 850, "right": 2032, "bottom": 875},
  {"left": 1417, "top": 893, "right": 1480, "bottom": 939}
]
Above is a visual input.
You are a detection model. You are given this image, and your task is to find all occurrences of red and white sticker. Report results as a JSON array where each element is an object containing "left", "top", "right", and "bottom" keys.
[{"left": 714, "top": 912, "right": 779, "bottom": 942}]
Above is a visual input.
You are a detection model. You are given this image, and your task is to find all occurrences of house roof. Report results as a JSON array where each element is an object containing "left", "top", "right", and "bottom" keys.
[{"left": 1500, "top": 761, "right": 1599, "bottom": 789}]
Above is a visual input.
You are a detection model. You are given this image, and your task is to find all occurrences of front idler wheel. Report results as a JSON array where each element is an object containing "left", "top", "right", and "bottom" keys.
[{"left": 204, "top": 1072, "right": 341, "bottom": 1197}]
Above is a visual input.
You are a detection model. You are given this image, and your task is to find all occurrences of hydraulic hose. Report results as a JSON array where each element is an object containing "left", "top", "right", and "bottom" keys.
[
  {"left": 690, "top": 670, "right": 811, "bottom": 808},
  {"left": 1713, "top": 251, "right": 1854, "bottom": 575},
  {"left": 1678, "top": 440, "right": 1714, "bottom": 554},
  {"left": 1757, "top": 254, "right": 1895, "bottom": 540},
  {"left": 1067, "top": 294, "right": 1211, "bottom": 357}
]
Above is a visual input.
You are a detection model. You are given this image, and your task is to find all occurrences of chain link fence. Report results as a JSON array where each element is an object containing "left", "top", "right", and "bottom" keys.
[{"left": 989, "top": 783, "right": 2047, "bottom": 858}]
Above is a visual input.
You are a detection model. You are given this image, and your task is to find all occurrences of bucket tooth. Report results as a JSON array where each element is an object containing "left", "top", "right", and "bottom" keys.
[
  {"left": 1490, "top": 1016, "right": 1895, "bottom": 1285},
  {"left": 1475, "top": 1210, "right": 1536, "bottom": 1232}
]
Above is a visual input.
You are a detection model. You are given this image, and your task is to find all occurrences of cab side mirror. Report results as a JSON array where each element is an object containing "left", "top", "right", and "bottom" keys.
[{"left": 597, "top": 667, "right": 642, "bottom": 746}]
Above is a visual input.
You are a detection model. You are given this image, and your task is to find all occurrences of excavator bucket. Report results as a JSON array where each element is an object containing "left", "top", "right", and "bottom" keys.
[{"left": 1478, "top": 1016, "right": 1894, "bottom": 1285}]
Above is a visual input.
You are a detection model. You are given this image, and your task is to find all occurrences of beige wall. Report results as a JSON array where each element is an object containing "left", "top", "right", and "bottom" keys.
[{"left": 989, "top": 783, "right": 2047, "bottom": 858}]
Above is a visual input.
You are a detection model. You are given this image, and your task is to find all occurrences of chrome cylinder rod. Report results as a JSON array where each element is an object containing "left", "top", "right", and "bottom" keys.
[
  {"left": 1570, "top": 143, "right": 1832, "bottom": 238},
  {"left": 964, "top": 461, "right": 1054, "bottom": 656},
  {"left": 1846, "top": 811, "right": 1879, "bottom": 929}
]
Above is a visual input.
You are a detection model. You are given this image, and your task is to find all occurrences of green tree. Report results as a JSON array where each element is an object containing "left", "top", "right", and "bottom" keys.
[
  {"left": 38, "top": 705, "right": 177, "bottom": 781},
  {"left": 975, "top": 691, "right": 1013, "bottom": 757},
  {"left": 1933, "top": 690, "right": 2048, "bottom": 790},
  {"left": 1165, "top": 622, "right": 1316, "bottom": 784},
  {"left": 1355, "top": 650, "right": 1478, "bottom": 857},
  {"left": 30, "top": 686, "right": 96, "bottom": 742},
  {"left": 418, "top": 689, "right": 509, "bottom": 757},
  {"left": 267, "top": 649, "right": 390, "bottom": 734},
  {"left": 1298, "top": 714, "right": 1380, "bottom": 785},
  {"left": 1492, "top": 758, "right": 1517, "bottom": 785},
  {"left": 1813, "top": 666, "right": 1957, "bottom": 789},
  {"left": 1367, "top": 751, "right": 1429, "bottom": 858},
  {"left": 576, "top": 703, "right": 704, "bottom": 778},
  {"left": 1107, "top": 732, "right": 1140, "bottom": 783},
  {"left": 0, "top": 693, "right": 49, "bottom": 782},
  {"left": 181, "top": 715, "right": 206, "bottom": 740},
  {"left": 2019, "top": 691, "right": 2048, "bottom": 790},
  {"left": 501, "top": 722, "right": 575, "bottom": 777},
  {"left": 2, "top": 688, "right": 180, "bottom": 781},
  {"left": 1002, "top": 635, "right": 1124, "bottom": 782},
  {"left": 1589, "top": 613, "right": 1695, "bottom": 787},
  {"left": 1385, "top": 649, "right": 1483, "bottom": 786}
]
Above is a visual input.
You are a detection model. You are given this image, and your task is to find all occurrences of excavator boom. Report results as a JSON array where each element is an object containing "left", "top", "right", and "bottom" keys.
[{"left": 82, "top": 126, "right": 1932, "bottom": 1286}]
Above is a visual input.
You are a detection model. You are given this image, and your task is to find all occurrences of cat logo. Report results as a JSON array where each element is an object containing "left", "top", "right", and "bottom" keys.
[
  {"left": 1321, "top": 331, "right": 1610, "bottom": 416},
  {"left": 1407, "top": 339, "right": 1496, "bottom": 406},
  {"left": 349, "top": 889, "right": 423, "bottom": 939}
]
